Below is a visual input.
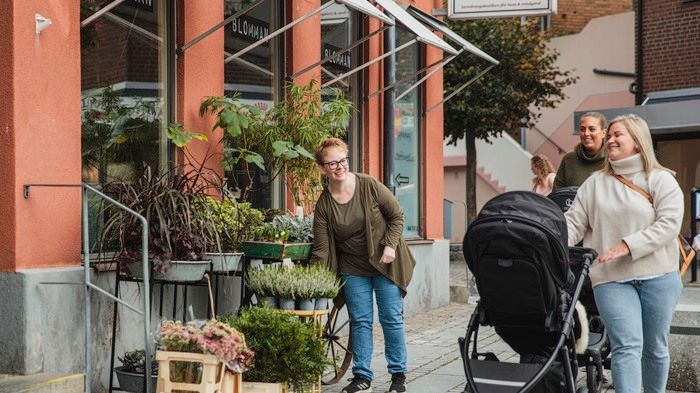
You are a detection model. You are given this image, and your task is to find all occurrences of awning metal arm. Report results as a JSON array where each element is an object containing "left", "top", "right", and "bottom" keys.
[
  {"left": 104, "top": 12, "right": 162, "bottom": 44},
  {"left": 178, "top": 0, "right": 265, "bottom": 54},
  {"left": 225, "top": 1, "right": 334, "bottom": 64},
  {"left": 322, "top": 38, "right": 417, "bottom": 88},
  {"left": 224, "top": 51, "right": 274, "bottom": 77},
  {"left": 322, "top": 67, "right": 349, "bottom": 87},
  {"left": 81, "top": 0, "right": 126, "bottom": 28},
  {"left": 426, "top": 63, "right": 495, "bottom": 114},
  {"left": 290, "top": 25, "right": 389, "bottom": 79},
  {"left": 366, "top": 55, "right": 453, "bottom": 99},
  {"left": 395, "top": 50, "right": 461, "bottom": 101}
]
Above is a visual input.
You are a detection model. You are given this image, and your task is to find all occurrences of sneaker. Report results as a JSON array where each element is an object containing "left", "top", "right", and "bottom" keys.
[
  {"left": 342, "top": 375, "right": 372, "bottom": 393},
  {"left": 386, "top": 372, "right": 406, "bottom": 393}
]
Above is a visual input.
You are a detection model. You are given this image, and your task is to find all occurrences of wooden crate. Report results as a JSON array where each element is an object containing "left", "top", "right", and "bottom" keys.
[
  {"left": 242, "top": 381, "right": 287, "bottom": 393},
  {"left": 239, "top": 241, "right": 313, "bottom": 260},
  {"left": 155, "top": 351, "right": 224, "bottom": 393},
  {"left": 221, "top": 372, "right": 243, "bottom": 393}
]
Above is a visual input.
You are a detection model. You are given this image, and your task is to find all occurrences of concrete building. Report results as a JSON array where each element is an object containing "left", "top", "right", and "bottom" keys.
[{"left": 0, "top": 0, "right": 483, "bottom": 390}]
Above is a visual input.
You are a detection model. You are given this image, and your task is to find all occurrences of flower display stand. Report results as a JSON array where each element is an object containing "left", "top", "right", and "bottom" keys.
[
  {"left": 239, "top": 241, "right": 313, "bottom": 260},
  {"left": 241, "top": 382, "right": 287, "bottom": 393},
  {"left": 155, "top": 351, "right": 224, "bottom": 393},
  {"left": 221, "top": 371, "right": 243, "bottom": 393}
]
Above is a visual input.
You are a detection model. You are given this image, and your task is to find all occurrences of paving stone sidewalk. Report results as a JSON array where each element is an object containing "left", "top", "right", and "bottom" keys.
[{"left": 322, "top": 302, "right": 614, "bottom": 393}]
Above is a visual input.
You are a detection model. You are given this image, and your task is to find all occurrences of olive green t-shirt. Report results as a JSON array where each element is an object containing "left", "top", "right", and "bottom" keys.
[{"left": 329, "top": 186, "right": 378, "bottom": 277}]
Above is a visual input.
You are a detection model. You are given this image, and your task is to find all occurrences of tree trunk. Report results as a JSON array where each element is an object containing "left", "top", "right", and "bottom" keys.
[{"left": 465, "top": 133, "right": 477, "bottom": 226}]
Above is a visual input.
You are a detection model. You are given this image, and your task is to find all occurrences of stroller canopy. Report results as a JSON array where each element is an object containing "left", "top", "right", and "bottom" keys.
[{"left": 467, "top": 191, "right": 571, "bottom": 288}]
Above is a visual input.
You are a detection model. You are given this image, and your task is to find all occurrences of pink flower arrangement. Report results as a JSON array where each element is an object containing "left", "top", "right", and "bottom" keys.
[{"left": 159, "top": 320, "right": 255, "bottom": 372}]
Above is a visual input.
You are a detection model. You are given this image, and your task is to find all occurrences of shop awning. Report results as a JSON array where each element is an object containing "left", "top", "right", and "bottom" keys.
[
  {"left": 322, "top": 0, "right": 458, "bottom": 88},
  {"left": 367, "top": 4, "right": 498, "bottom": 100},
  {"left": 223, "top": 0, "right": 394, "bottom": 64},
  {"left": 574, "top": 88, "right": 700, "bottom": 137},
  {"left": 401, "top": 5, "right": 498, "bottom": 111}
]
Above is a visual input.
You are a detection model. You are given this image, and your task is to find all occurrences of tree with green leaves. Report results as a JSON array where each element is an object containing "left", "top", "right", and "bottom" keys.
[{"left": 444, "top": 18, "right": 577, "bottom": 225}]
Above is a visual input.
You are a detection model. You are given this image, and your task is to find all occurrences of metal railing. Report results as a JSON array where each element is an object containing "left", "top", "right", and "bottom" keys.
[{"left": 24, "top": 183, "right": 151, "bottom": 393}]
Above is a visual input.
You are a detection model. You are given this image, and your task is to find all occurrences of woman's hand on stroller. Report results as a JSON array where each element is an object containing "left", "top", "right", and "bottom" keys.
[{"left": 596, "top": 241, "right": 630, "bottom": 263}]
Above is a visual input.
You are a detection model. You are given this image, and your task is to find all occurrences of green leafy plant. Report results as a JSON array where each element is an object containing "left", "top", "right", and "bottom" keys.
[
  {"left": 195, "top": 196, "right": 265, "bottom": 252},
  {"left": 247, "top": 213, "right": 314, "bottom": 243},
  {"left": 222, "top": 307, "right": 328, "bottom": 392},
  {"left": 199, "top": 80, "right": 352, "bottom": 206},
  {"left": 246, "top": 266, "right": 279, "bottom": 298},
  {"left": 118, "top": 349, "right": 158, "bottom": 375}
]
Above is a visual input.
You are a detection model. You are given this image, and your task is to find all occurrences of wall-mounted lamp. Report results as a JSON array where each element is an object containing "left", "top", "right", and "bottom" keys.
[{"left": 35, "top": 13, "right": 52, "bottom": 35}]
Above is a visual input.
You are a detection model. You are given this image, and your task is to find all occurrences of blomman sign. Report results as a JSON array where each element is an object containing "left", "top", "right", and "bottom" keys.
[{"left": 448, "top": 0, "right": 557, "bottom": 20}]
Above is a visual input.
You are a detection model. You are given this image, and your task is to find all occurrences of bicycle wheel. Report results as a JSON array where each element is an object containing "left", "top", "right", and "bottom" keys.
[{"left": 321, "top": 298, "right": 353, "bottom": 385}]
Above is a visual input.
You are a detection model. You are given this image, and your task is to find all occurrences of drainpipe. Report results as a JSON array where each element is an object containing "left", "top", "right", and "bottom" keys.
[
  {"left": 635, "top": 0, "right": 643, "bottom": 105},
  {"left": 383, "top": 19, "right": 396, "bottom": 192}
]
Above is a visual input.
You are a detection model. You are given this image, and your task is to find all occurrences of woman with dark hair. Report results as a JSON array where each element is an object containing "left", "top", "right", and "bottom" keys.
[
  {"left": 311, "top": 137, "right": 416, "bottom": 393},
  {"left": 553, "top": 112, "right": 607, "bottom": 190}
]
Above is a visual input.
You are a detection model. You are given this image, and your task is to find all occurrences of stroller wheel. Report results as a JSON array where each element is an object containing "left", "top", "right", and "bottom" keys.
[{"left": 586, "top": 363, "right": 603, "bottom": 393}]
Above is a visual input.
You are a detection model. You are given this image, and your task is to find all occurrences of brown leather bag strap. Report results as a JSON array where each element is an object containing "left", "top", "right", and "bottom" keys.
[{"left": 614, "top": 175, "right": 653, "bottom": 203}]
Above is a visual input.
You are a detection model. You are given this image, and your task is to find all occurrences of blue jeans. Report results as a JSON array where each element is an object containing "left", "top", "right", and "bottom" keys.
[
  {"left": 593, "top": 272, "right": 682, "bottom": 393},
  {"left": 342, "top": 274, "right": 407, "bottom": 381}
]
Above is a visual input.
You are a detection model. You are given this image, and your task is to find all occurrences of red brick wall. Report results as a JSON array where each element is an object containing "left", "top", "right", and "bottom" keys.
[
  {"left": 549, "top": 0, "right": 633, "bottom": 36},
  {"left": 639, "top": 0, "right": 700, "bottom": 97}
]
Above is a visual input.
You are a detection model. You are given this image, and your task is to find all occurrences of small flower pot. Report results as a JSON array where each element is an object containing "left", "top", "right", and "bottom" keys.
[
  {"left": 296, "top": 299, "right": 314, "bottom": 311},
  {"left": 279, "top": 298, "right": 295, "bottom": 310},
  {"left": 259, "top": 296, "right": 278, "bottom": 309},
  {"left": 114, "top": 366, "right": 157, "bottom": 393},
  {"left": 314, "top": 297, "right": 329, "bottom": 310}
]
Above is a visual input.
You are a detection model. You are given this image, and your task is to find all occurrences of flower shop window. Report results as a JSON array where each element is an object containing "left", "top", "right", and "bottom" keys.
[
  {"left": 223, "top": 0, "right": 284, "bottom": 209},
  {"left": 394, "top": 25, "right": 422, "bottom": 238}
]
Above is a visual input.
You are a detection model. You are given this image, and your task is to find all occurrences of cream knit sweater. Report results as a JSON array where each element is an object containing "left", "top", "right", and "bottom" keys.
[{"left": 565, "top": 154, "right": 683, "bottom": 286}]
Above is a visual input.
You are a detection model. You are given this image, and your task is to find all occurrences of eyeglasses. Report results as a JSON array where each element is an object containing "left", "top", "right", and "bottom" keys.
[{"left": 323, "top": 157, "right": 350, "bottom": 170}]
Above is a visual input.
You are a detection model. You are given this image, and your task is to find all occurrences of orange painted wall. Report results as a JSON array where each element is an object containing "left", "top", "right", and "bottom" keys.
[
  {"left": 0, "top": 0, "right": 82, "bottom": 271},
  {"left": 177, "top": 0, "right": 225, "bottom": 179}
]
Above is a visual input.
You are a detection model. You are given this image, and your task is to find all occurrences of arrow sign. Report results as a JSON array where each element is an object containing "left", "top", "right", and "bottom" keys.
[{"left": 395, "top": 174, "right": 409, "bottom": 186}]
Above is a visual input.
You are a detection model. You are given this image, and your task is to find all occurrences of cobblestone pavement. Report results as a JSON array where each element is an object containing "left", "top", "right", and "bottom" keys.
[{"left": 323, "top": 302, "right": 616, "bottom": 393}]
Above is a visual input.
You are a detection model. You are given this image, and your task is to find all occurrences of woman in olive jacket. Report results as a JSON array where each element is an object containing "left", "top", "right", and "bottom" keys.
[{"left": 311, "top": 138, "right": 415, "bottom": 393}]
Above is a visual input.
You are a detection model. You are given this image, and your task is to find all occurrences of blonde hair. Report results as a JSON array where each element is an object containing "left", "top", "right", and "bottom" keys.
[
  {"left": 531, "top": 154, "right": 555, "bottom": 186},
  {"left": 602, "top": 114, "right": 673, "bottom": 177},
  {"left": 315, "top": 137, "right": 348, "bottom": 164}
]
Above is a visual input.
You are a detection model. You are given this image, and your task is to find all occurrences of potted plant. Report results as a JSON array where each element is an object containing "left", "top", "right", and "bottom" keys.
[
  {"left": 221, "top": 307, "right": 328, "bottom": 393},
  {"left": 246, "top": 265, "right": 279, "bottom": 308},
  {"left": 197, "top": 196, "right": 265, "bottom": 272},
  {"left": 101, "top": 166, "right": 218, "bottom": 281},
  {"left": 156, "top": 319, "right": 254, "bottom": 391},
  {"left": 114, "top": 349, "right": 158, "bottom": 393},
  {"left": 309, "top": 265, "right": 341, "bottom": 310},
  {"left": 239, "top": 213, "right": 315, "bottom": 260},
  {"left": 274, "top": 268, "right": 297, "bottom": 311},
  {"left": 199, "top": 80, "right": 352, "bottom": 208}
]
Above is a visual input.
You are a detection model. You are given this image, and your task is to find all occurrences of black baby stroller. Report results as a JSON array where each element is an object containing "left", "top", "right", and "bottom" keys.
[
  {"left": 548, "top": 187, "right": 611, "bottom": 392},
  {"left": 459, "top": 191, "right": 599, "bottom": 393}
]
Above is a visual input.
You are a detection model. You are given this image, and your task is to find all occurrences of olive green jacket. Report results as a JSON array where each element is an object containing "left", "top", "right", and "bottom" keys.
[
  {"left": 311, "top": 172, "right": 416, "bottom": 295},
  {"left": 553, "top": 143, "right": 606, "bottom": 190}
]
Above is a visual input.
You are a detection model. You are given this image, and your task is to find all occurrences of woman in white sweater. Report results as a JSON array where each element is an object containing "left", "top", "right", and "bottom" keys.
[{"left": 565, "top": 114, "right": 683, "bottom": 393}]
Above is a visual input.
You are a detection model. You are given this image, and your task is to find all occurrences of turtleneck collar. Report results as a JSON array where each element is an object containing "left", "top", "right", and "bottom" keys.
[
  {"left": 575, "top": 143, "right": 606, "bottom": 163},
  {"left": 610, "top": 153, "right": 644, "bottom": 175}
]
